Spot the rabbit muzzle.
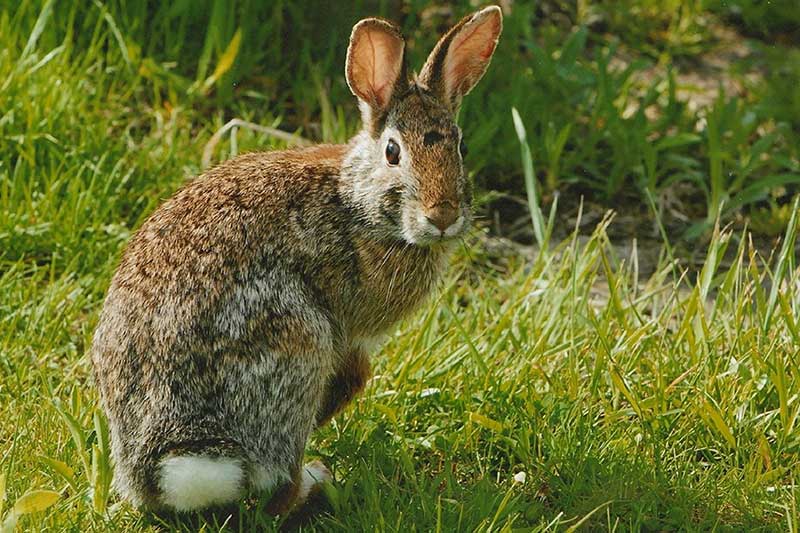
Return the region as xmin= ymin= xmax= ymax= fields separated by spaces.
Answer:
xmin=424 ymin=201 xmax=459 ymax=232
xmin=402 ymin=196 xmax=469 ymax=245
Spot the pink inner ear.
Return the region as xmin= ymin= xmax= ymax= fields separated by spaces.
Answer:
xmin=443 ymin=13 xmax=501 ymax=100
xmin=369 ymin=32 xmax=403 ymax=107
xmin=348 ymin=23 xmax=404 ymax=109
xmin=479 ymin=39 xmax=497 ymax=60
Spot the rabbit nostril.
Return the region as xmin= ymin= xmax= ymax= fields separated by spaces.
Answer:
xmin=425 ymin=204 xmax=458 ymax=232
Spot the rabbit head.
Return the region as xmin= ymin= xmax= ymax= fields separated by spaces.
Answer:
xmin=342 ymin=7 xmax=503 ymax=246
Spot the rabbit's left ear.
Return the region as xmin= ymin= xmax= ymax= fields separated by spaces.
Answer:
xmin=346 ymin=18 xmax=406 ymax=123
xmin=418 ymin=6 xmax=503 ymax=111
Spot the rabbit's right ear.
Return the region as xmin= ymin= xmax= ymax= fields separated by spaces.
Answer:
xmin=418 ymin=6 xmax=502 ymax=112
xmin=346 ymin=18 xmax=406 ymax=127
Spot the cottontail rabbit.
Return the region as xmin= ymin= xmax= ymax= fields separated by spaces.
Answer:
xmin=91 ymin=6 xmax=502 ymax=514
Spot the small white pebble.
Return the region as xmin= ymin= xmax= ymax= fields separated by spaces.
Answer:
xmin=513 ymin=471 xmax=527 ymax=484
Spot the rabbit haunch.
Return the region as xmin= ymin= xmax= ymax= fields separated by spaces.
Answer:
xmin=91 ymin=6 xmax=502 ymax=514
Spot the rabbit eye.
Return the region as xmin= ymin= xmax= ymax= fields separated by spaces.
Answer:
xmin=385 ymin=139 xmax=401 ymax=166
xmin=459 ymin=138 xmax=468 ymax=157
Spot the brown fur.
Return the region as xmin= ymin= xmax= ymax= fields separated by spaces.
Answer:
xmin=265 ymin=465 xmax=302 ymax=516
xmin=317 ymin=348 xmax=372 ymax=427
xmin=91 ymin=7 xmax=502 ymax=515
xmin=390 ymin=88 xmax=462 ymax=210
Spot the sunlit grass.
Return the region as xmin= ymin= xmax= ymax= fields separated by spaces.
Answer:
xmin=5 ymin=204 xmax=800 ymax=531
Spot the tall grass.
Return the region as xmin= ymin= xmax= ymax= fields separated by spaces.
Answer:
xmin=6 ymin=198 xmax=800 ymax=530
xmin=4 ymin=0 xmax=798 ymax=231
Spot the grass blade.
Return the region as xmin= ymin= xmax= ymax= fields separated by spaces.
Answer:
xmin=200 ymin=28 xmax=242 ymax=94
xmin=12 ymin=490 xmax=60 ymax=515
xmin=764 ymin=196 xmax=800 ymax=332
xmin=0 ymin=473 xmax=5 ymax=520
xmin=19 ymin=0 xmax=55 ymax=61
xmin=91 ymin=410 xmax=112 ymax=514
xmin=38 ymin=457 xmax=78 ymax=493
xmin=565 ymin=500 xmax=614 ymax=532
xmin=52 ymin=401 xmax=90 ymax=478
xmin=511 ymin=107 xmax=546 ymax=249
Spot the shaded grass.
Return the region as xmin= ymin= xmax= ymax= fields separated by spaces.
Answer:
xmin=3 ymin=1 xmax=799 ymax=232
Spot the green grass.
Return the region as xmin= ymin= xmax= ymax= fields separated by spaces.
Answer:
xmin=2 ymin=0 xmax=800 ymax=531
xmin=5 ymin=0 xmax=799 ymax=229
xmin=6 ymin=200 xmax=800 ymax=531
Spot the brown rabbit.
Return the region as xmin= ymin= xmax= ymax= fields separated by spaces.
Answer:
xmin=91 ymin=6 xmax=502 ymax=514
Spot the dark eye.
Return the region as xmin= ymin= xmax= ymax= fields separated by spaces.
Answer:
xmin=385 ymin=139 xmax=401 ymax=166
xmin=459 ymin=138 xmax=468 ymax=157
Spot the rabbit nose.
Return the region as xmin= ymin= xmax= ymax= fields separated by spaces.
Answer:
xmin=425 ymin=203 xmax=458 ymax=232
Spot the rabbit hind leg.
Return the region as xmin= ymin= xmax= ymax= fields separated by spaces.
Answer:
xmin=263 ymin=460 xmax=331 ymax=515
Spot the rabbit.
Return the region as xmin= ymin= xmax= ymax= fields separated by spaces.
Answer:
xmin=91 ymin=6 xmax=503 ymax=514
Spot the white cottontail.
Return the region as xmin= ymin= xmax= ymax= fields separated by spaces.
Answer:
xmin=91 ymin=6 xmax=502 ymax=514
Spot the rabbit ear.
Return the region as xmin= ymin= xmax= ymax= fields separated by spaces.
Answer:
xmin=346 ymin=18 xmax=406 ymax=123
xmin=418 ymin=6 xmax=503 ymax=111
